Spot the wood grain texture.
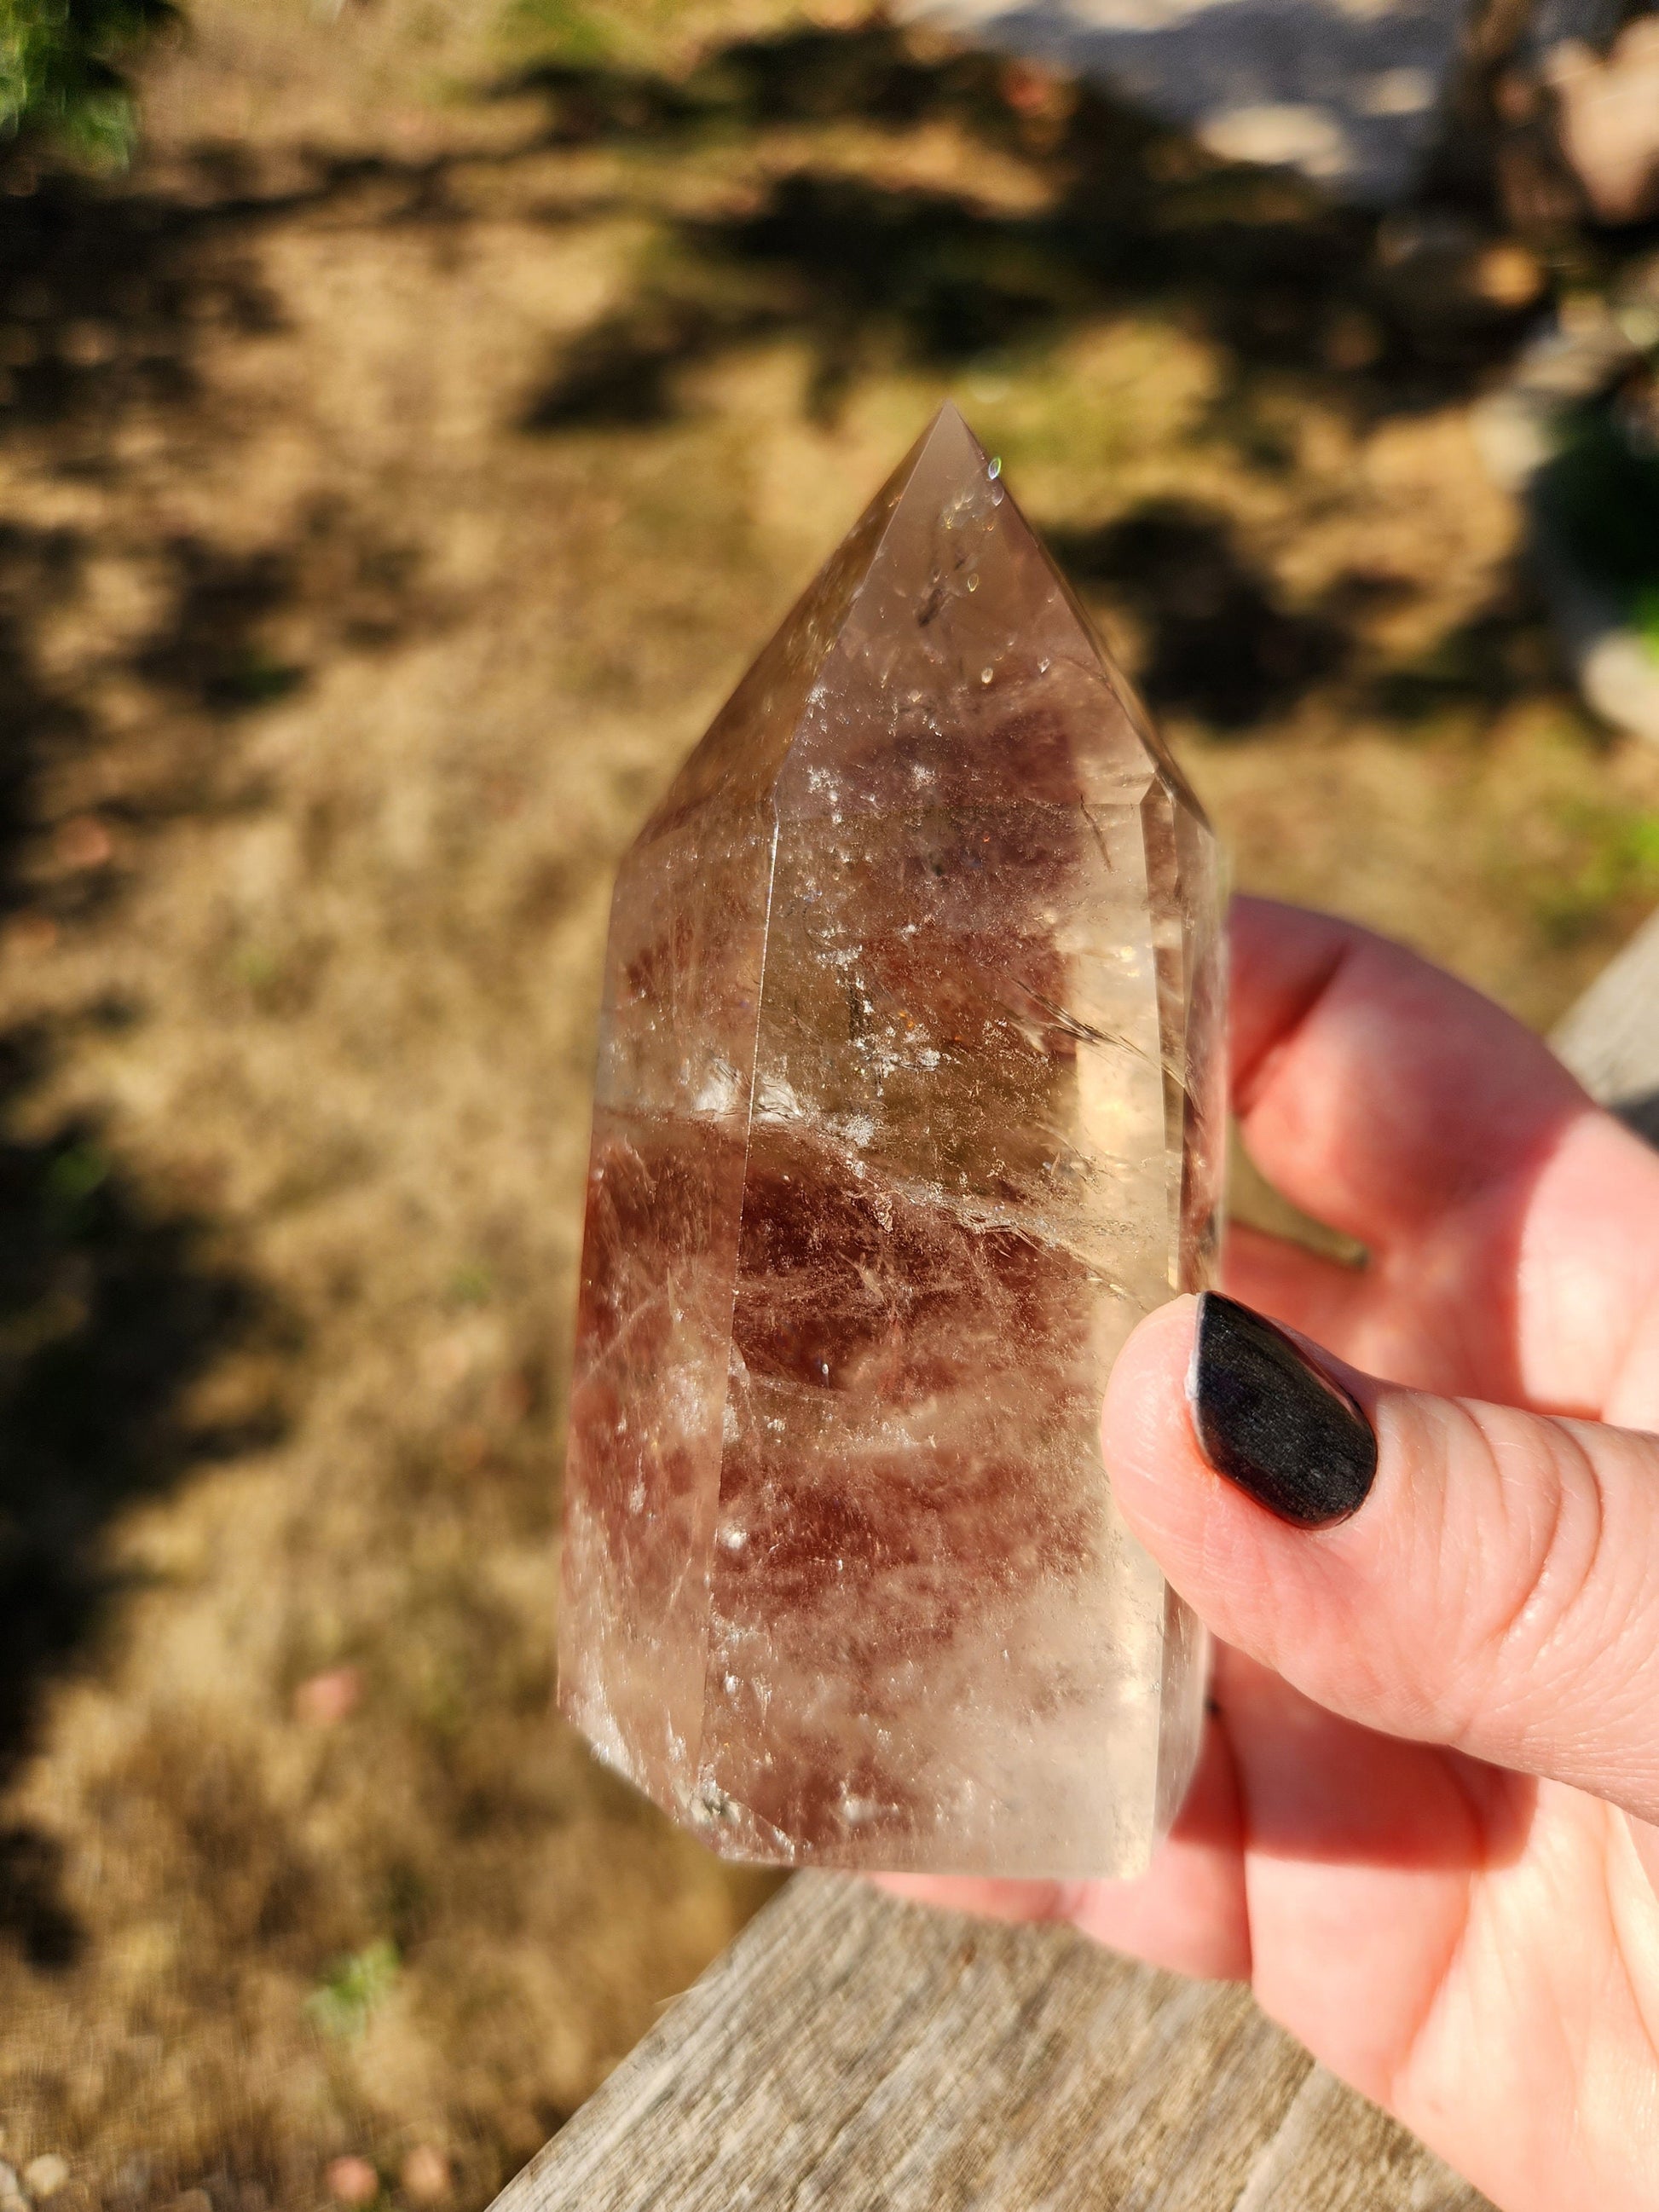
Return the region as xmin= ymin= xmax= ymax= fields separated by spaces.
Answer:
xmin=495 ymin=1874 xmax=1488 ymax=2209
xmin=1552 ymin=903 xmax=1659 ymax=1142
xmin=501 ymin=920 xmax=1659 ymax=2212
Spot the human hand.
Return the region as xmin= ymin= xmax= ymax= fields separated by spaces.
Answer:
xmin=883 ymin=895 xmax=1659 ymax=2212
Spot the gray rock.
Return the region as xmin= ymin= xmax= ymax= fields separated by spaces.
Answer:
xmin=24 ymin=2155 xmax=71 ymax=2202
xmin=901 ymin=0 xmax=1466 ymax=200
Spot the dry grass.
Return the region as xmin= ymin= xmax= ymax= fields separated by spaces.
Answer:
xmin=0 ymin=3 xmax=1656 ymax=2205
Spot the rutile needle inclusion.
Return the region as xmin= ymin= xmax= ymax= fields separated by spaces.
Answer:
xmin=558 ymin=405 xmax=1225 ymax=1878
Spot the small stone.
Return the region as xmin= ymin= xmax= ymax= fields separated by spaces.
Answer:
xmin=294 ymin=1667 xmax=362 ymax=1727
xmin=325 ymin=2157 xmax=379 ymax=2207
xmin=1546 ymin=19 xmax=1659 ymax=225
xmin=1 ymin=2192 xmax=28 ymax=2212
xmin=26 ymin=2156 xmax=70 ymax=2200
xmin=0 ymin=2165 xmax=18 ymax=2195
xmin=399 ymin=2146 xmax=451 ymax=2203
xmin=55 ymin=815 xmax=113 ymax=871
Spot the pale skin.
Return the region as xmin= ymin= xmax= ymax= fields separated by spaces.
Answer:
xmin=885 ymin=895 xmax=1659 ymax=2212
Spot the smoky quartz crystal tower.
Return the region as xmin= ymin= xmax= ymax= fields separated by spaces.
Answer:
xmin=558 ymin=406 xmax=1224 ymax=1878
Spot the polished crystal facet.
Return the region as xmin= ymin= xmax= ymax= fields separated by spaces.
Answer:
xmin=558 ymin=406 xmax=1225 ymax=1878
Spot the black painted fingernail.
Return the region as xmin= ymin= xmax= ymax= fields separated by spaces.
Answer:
xmin=1187 ymin=1291 xmax=1377 ymax=1528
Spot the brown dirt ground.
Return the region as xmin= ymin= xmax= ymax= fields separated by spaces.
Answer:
xmin=2 ymin=3 xmax=1658 ymax=2206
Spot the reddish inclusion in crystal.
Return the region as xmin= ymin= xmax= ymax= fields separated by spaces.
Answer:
xmin=558 ymin=406 xmax=1224 ymax=1878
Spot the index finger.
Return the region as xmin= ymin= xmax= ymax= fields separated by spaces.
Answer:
xmin=1228 ymin=897 xmax=1659 ymax=1418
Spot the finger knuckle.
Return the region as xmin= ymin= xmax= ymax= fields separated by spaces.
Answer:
xmin=1459 ymin=1413 xmax=1614 ymax=1741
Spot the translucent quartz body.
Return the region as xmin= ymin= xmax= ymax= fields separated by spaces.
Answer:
xmin=558 ymin=407 xmax=1225 ymax=1877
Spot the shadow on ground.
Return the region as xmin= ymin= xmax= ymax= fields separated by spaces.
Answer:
xmin=0 ymin=187 xmax=439 ymax=1970
xmin=0 ymin=17 xmax=1574 ymax=760
xmin=505 ymin=20 xmax=1536 ymax=431
xmin=1049 ymin=501 xmax=1353 ymax=726
xmin=0 ymin=534 xmax=281 ymax=1969
xmin=489 ymin=18 xmax=1569 ymax=733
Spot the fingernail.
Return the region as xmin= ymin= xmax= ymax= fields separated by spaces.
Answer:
xmin=1187 ymin=1291 xmax=1377 ymax=1528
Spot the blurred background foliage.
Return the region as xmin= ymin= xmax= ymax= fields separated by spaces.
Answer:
xmin=0 ymin=0 xmax=175 ymax=162
xmin=0 ymin=2 xmax=1656 ymax=2209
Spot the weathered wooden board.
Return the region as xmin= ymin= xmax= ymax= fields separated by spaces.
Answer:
xmin=500 ymin=916 xmax=1659 ymax=2212
xmin=496 ymin=1874 xmax=1485 ymax=2210
xmin=1552 ymin=902 xmax=1659 ymax=1140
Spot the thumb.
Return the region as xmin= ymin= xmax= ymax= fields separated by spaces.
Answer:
xmin=1105 ymin=1292 xmax=1659 ymax=1822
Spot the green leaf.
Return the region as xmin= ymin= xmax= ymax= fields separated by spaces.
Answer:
xmin=304 ymin=1938 xmax=401 ymax=2045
